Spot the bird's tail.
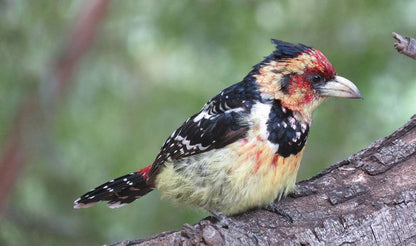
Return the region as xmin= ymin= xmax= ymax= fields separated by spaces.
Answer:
xmin=73 ymin=165 xmax=153 ymax=209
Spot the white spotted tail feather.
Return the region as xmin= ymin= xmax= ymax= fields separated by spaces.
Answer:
xmin=73 ymin=166 xmax=153 ymax=209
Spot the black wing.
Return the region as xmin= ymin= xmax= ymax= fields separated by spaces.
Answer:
xmin=148 ymin=80 xmax=262 ymax=178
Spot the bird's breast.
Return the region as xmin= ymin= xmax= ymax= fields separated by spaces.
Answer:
xmin=155 ymin=135 xmax=304 ymax=215
xmin=230 ymin=136 xmax=303 ymax=189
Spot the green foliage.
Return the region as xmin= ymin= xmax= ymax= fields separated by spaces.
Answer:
xmin=1 ymin=0 xmax=416 ymax=244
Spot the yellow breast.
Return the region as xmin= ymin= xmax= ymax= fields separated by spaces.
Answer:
xmin=156 ymin=137 xmax=304 ymax=215
xmin=224 ymin=138 xmax=303 ymax=214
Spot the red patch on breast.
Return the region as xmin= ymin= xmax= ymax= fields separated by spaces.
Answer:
xmin=272 ymin=155 xmax=279 ymax=167
xmin=256 ymin=149 xmax=263 ymax=161
xmin=240 ymin=138 xmax=249 ymax=145
xmin=253 ymin=149 xmax=264 ymax=173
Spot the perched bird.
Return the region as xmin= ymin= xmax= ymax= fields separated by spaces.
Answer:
xmin=74 ymin=40 xmax=362 ymax=218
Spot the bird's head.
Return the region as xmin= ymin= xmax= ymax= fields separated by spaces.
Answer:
xmin=253 ymin=39 xmax=362 ymax=122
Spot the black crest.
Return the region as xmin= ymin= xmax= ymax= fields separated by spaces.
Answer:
xmin=270 ymin=39 xmax=311 ymax=60
xmin=247 ymin=39 xmax=312 ymax=77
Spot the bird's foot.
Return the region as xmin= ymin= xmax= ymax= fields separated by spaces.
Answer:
xmin=208 ymin=210 xmax=233 ymax=228
xmin=207 ymin=210 xmax=259 ymax=243
xmin=266 ymin=203 xmax=294 ymax=223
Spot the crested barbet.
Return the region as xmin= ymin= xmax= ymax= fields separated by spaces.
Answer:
xmin=74 ymin=40 xmax=362 ymax=218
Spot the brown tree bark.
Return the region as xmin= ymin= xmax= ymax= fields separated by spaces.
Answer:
xmin=109 ymin=34 xmax=416 ymax=245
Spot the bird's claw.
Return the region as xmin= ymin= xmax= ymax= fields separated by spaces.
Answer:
xmin=266 ymin=203 xmax=294 ymax=223
xmin=208 ymin=210 xmax=233 ymax=228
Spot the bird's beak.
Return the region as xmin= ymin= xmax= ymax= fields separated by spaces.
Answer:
xmin=317 ymin=75 xmax=362 ymax=99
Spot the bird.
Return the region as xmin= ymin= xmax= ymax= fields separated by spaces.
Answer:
xmin=73 ymin=39 xmax=362 ymax=219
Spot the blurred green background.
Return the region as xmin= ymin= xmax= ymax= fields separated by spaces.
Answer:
xmin=1 ymin=0 xmax=416 ymax=245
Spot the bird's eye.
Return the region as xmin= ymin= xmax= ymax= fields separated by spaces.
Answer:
xmin=311 ymin=74 xmax=323 ymax=84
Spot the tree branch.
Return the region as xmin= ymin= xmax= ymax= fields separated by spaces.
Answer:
xmin=392 ymin=32 xmax=416 ymax=59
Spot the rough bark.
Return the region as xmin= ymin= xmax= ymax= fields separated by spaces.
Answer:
xmin=107 ymin=33 xmax=416 ymax=246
